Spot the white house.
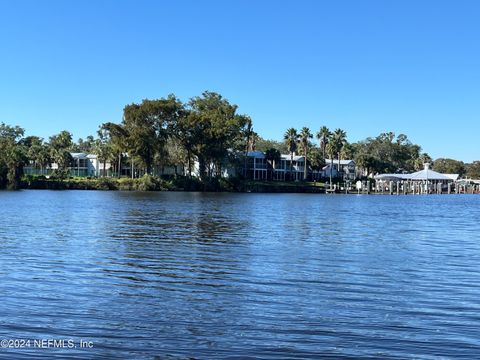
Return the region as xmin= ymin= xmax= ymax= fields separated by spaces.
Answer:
xmin=245 ymin=151 xmax=268 ymax=180
xmin=69 ymin=153 xmax=113 ymax=177
xmin=276 ymin=154 xmax=305 ymax=181
xmin=246 ymin=151 xmax=306 ymax=181
xmin=323 ymin=159 xmax=356 ymax=180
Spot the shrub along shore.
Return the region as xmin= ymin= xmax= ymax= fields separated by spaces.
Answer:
xmin=21 ymin=175 xmax=327 ymax=193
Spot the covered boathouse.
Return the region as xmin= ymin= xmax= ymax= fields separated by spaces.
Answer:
xmin=374 ymin=163 xmax=458 ymax=194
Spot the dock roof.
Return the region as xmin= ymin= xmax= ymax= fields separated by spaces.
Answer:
xmin=375 ymin=164 xmax=456 ymax=181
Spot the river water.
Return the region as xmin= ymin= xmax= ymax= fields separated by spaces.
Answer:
xmin=0 ymin=191 xmax=479 ymax=359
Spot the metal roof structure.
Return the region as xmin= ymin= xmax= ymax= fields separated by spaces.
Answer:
xmin=375 ymin=164 xmax=456 ymax=181
xmin=406 ymin=166 xmax=452 ymax=180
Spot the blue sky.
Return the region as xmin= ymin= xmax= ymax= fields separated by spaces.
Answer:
xmin=0 ymin=0 xmax=478 ymax=162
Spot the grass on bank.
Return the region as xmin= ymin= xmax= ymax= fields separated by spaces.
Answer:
xmin=246 ymin=180 xmax=325 ymax=187
xmin=21 ymin=174 xmax=242 ymax=191
xmin=21 ymin=174 xmax=329 ymax=192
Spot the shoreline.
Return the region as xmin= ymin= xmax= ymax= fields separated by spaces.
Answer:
xmin=19 ymin=177 xmax=327 ymax=193
xmin=16 ymin=178 xmax=479 ymax=195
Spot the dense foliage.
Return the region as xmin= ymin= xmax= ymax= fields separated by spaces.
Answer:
xmin=0 ymin=123 xmax=27 ymax=189
xmin=352 ymin=132 xmax=427 ymax=176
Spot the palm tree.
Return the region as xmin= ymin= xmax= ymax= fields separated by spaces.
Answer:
xmin=284 ymin=128 xmax=299 ymax=181
xmin=299 ymin=127 xmax=313 ymax=181
xmin=36 ymin=144 xmax=52 ymax=175
xmin=265 ymin=148 xmax=281 ymax=180
xmin=332 ymin=128 xmax=347 ymax=179
xmin=316 ymin=126 xmax=331 ymax=159
xmin=243 ymin=118 xmax=254 ymax=177
xmin=95 ymin=128 xmax=113 ymax=177
xmin=341 ymin=142 xmax=354 ymax=160
xmin=416 ymin=153 xmax=433 ymax=170
xmin=326 ymin=141 xmax=336 ymax=189
xmin=100 ymin=122 xmax=128 ymax=177
xmin=308 ymin=147 xmax=325 ymax=181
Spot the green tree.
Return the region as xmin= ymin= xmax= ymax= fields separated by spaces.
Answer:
xmin=242 ymin=116 xmax=254 ymax=177
xmin=36 ymin=144 xmax=52 ymax=175
xmin=299 ymin=127 xmax=313 ymax=180
xmin=332 ymin=128 xmax=347 ymax=178
xmin=284 ymin=128 xmax=299 ymax=181
xmin=123 ymin=94 xmax=183 ymax=175
xmin=255 ymin=137 xmax=289 ymax=154
xmin=49 ymin=131 xmax=73 ymax=176
xmin=416 ymin=153 xmax=433 ymax=170
xmin=341 ymin=142 xmax=354 ymax=160
xmin=432 ymin=158 xmax=465 ymax=176
xmin=326 ymin=141 xmax=336 ymax=187
xmin=308 ymin=147 xmax=325 ymax=178
xmin=466 ymin=161 xmax=480 ymax=179
xmin=95 ymin=127 xmax=114 ymax=177
xmin=351 ymin=132 xmax=422 ymax=175
xmin=171 ymin=107 xmax=197 ymax=177
xmin=163 ymin=136 xmax=188 ymax=177
xmin=265 ymin=147 xmax=281 ymax=180
xmin=23 ymin=136 xmax=51 ymax=175
xmin=71 ymin=135 xmax=96 ymax=153
xmin=316 ymin=126 xmax=331 ymax=159
xmin=183 ymin=91 xmax=248 ymax=179
xmin=100 ymin=122 xmax=128 ymax=177
xmin=0 ymin=123 xmax=28 ymax=189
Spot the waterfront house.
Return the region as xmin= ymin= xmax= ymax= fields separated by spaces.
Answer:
xmin=245 ymin=151 xmax=268 ymax=180
xmin=277 ymin=154 xmax=305 ymax=181
xmin=246 ymin=151 xmax=312 ymax=181
xmin=244 ymin=152 xmax=356 ymax=181
xmin=41 ymin=152 xmax=185 ymax=178
xmin=191 ymin=154 xmax=238 ymax=178
xmin=24 ymin=152 xmax=110 ymax=177
xmin=323 ymin=159 xmax=356 ymax=180
xmin=71 ymin=153 xmax=110 ymax=177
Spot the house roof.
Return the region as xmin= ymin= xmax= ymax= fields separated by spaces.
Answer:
xmin=324 ymin=159 xmax=355 ymax=165
xmin=374 ymin=174 xmax=404 ymax=181
xmin=281 ymin=154 xmax=305 ymax=161
xmin=246 ymin=151 xmax=265 ymax=159
xmin=70 ymin=152 xmax=88 ymax=159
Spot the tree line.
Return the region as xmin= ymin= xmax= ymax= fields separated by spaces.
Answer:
xmin=1 ymin=92 xmax=252 ymax=188
xmin=1 ymin=91 xmax=479 ymax=189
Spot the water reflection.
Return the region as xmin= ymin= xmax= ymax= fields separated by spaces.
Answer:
xmin=1 ymin=191 xmax=480 ymax=358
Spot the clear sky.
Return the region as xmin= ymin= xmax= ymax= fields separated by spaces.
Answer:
xmin=0 ymin=0 xmax=478 ymax=162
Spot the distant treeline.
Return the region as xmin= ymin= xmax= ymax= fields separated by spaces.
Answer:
xmin=1 ymin=91 xmax=479 ymax=189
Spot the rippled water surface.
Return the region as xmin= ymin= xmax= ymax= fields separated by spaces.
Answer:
xmin=1 ymin=190 xmax=480 ymax=359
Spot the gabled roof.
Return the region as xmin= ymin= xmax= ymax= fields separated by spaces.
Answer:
xmin=375 ymin=164 xmax=457 ymax=181
xmin=70 ymin=152 xmax=88 ymax=159
xmin=246 ymin=151 xmax=265 ymax=159
xmin=405 ymin=167 xmax=452 ymax=181
xmin=444 ymin=174 xmax=460 ymax=181
xmin=374 ymin=174 xmax=404 ymax=180
xmin=281 ymin=154 xmax=305 ymax=161
xmin=324 ymin=159 xmax=355 ymax=165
